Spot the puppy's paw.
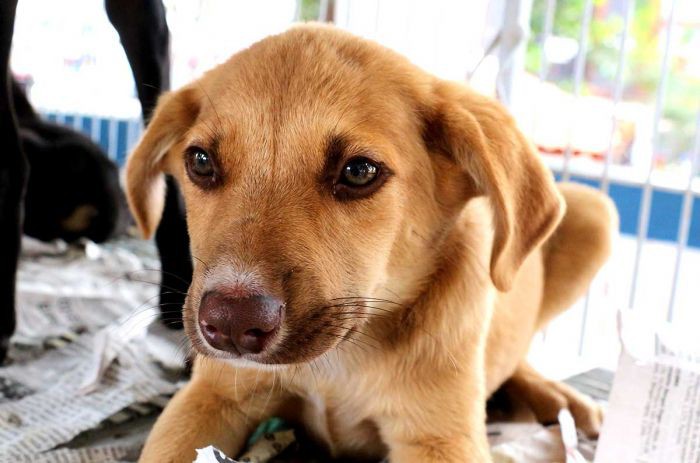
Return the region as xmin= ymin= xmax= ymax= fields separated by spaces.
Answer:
xmin=504 ymin=365 xmax=603 ymax=438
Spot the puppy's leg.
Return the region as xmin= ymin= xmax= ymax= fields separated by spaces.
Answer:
xmin=0 ymin=0 xmax=28 ymax=364
xmin=378 ymin=373 xmax=492 ymax=462
xmin=503 ymin=362 xmax=603 ymax=437
xmin=141 ymin=359 xmax=287 ymax=463
xmin=499 ymin=184 xmax=616 ymax=437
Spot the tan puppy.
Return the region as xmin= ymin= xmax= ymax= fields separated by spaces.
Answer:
xmin=126 ymin=25 xmax=617 ymax=462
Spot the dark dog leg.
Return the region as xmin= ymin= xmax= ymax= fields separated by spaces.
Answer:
xmin=0 ymin=0 xmax=29 ymax=363
xmin=154 ymin=178 xmax=191 ymax=329
xmin=106 ymin=0 xmax=191 ymax=329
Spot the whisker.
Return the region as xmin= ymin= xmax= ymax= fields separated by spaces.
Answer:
xmin=123 ymin=268 xmax=191 ymax=287
xmin=117 ymin=277 xmax=189 ymax=295
xmin=191 ymin=254 xmax=211 ymax=272
xmin=314 ymin=326 xmax=376 ymax=353
xmin=330 ymin=296 xmax=406 ymax=307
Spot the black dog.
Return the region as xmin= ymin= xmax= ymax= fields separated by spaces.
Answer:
xmin=0 ymin=0 xmax=192 ymax=362
xmin=14 ymin=79 xmax=121 ymax=243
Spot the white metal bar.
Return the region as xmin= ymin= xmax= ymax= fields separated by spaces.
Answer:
xmin=561 ymin=0 xmax=594 ymax=181
xmin=531 ymin=0 xmax=556 ymax=135
xmin=667 ymin=109 xmax=700 ymax=321
xmin=578 ymin=0 xmax=635 ymax=356
xmin=72 ymin=114 xmax=82 ymax=132
xmin=497 ymin=0 xmax=534 ymax=110
xmin=318 ymin=0 xmax=330 ymax=22
xmin=578 ymin=291 xmax=591 ymax=356
xmin=601 ymin=0 xmax=635 ymax=194
xmin=124 ymin=119 xmax=133 ymax=157
xmin=90 ymin=116 xmax=101 ymax=145
xmin=344 ymin=0 xmax=352 ymax=28
xmin=538 ymin=0 xmax=556 ymax=83
xmin=294 ymin=0 xmax=302 ymax=21
xmin=129 ymin=118 xmax=142 ymax=151
xmin=107 ymin=118 xmax=118 ymax=161
xmin=629 ymin=0 xmax=677 ymax=310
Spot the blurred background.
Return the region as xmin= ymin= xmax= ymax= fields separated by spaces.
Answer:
xmin=10 ymin=0 xmax=700 ymax=377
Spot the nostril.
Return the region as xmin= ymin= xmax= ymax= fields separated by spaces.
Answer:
xmin=244 ymin=328 xmax=270 ymax=338
xmin=203 ymin=323 xmax=218 ymax=335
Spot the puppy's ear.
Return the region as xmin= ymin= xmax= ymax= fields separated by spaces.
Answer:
xmin=424 ymin=81 xmax=565 ymax=291
xmin=126 ymin=88 xmax=199 ymax=238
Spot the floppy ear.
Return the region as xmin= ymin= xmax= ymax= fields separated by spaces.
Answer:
xmin=126 ymin=87 xmax=199 ymax=239
xmin=424 ymin=80 xmax=565 ymax=292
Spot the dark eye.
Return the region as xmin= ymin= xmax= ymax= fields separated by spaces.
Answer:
xmin=190 ymin=149 xmax=213 ymax=176
xmin=340 ymin=157 xmax=379 ymax=187
xmin=332 ymin=156 xmax=390 ymax=201
xmin=185 ymin=147 xmax=220 ymax=188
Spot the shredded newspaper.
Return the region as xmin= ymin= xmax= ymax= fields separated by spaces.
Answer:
xmin=0 ymin=237 xmax=183 ymax=463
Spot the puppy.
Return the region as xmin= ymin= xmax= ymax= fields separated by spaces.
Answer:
xmin=126 ymin=25 xmax=617 ymax=462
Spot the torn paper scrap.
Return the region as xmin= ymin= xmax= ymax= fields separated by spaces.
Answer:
xmin=194 ymin=446 xmax=238 ymax=463
xmin=193 ymin=429 xmax=295 ymax=463
xmin=595 ymin=314 xmax=700 ymax=462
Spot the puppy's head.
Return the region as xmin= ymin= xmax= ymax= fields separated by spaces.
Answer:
xmin=126 ymin=25 xmax=563 ymax=365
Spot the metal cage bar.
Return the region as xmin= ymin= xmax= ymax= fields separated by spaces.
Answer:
xmin=107 ymin=118 xmax=118 ymax=162
xmin=530 ymin=0 xmax=556 ymax=136
xmin=600 ymin=0 xmax=635 ymax=195
xmin=578 ymin=0 xmax=636 ymax=356
xmin=318 ymin=0 xmax=330 ymax=22
xmin=560 ymin=0 xmax=594 ymax=181
xmin=629 ymin=0 xmax=677 ymax=310
xmin=667 ymin=110 xmax=700 ymax=321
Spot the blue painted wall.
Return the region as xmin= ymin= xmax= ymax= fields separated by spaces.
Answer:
xmin=558 ymin=175 xmax=700 ymax=249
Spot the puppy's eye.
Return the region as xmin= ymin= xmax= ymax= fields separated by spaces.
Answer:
xmin=189 ymin=149 xmax=213 ymax=176
xmin=340 ymin=157 xmax=379 ymax=187
xmin=185 ymin=147 xmax=220 ymax=188
xmin=332 ymin=156 xmax=390 ymax=201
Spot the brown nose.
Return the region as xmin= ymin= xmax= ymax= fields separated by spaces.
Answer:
xmin=198 ymin=292 xmax=284 ymax=355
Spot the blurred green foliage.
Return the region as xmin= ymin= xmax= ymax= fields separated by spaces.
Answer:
xmin=299 ymin=0 xmax=321 ymax=21
xmin=527 ymin=0 xmax=700 ymax=164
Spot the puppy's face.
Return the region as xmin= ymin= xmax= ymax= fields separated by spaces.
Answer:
xmin=127 ymin=26 xmax=563 ymax=366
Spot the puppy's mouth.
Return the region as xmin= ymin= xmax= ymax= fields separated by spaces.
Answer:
xmin=184 ymin=298 xmax=375 ymax=366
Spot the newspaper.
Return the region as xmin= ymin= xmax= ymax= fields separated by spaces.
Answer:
xmin=0 ymin=236 xmax=183 ymax=463
xmin=595 ymin=312 xmax=700 ymax=462
xmin=13 ymin=236 xmax=160 ymax=346
xmin=0 ymin=331 xmax=176 ymax=460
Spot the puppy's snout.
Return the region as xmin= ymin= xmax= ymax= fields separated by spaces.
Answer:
xmin=198 ymin=292 xmax=283 ymax=355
